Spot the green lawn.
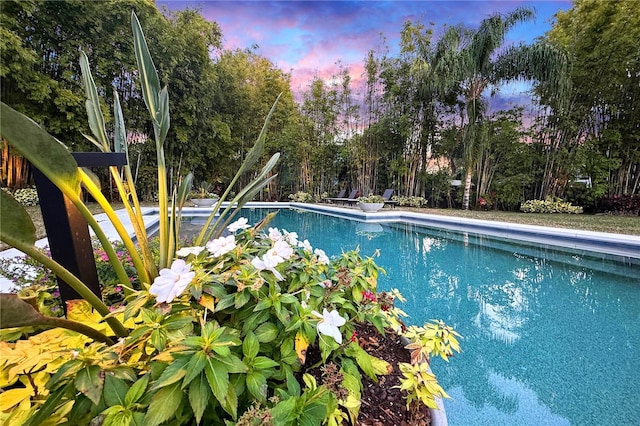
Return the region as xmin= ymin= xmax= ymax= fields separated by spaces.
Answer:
xmin=408 ymin=208 xmax=640 ymax=235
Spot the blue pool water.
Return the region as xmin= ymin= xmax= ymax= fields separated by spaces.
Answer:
xmin=184 ymin=208 xmax=640 ymax=425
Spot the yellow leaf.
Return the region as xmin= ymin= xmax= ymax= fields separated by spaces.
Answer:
xmin=0 ymin=397 xmax=34 ymax=425
xmin=31 ymin=371 xmax=51 ymax=395
xmin=295 ymin=331 xmax=309 ymax=364
xmin=198 ymin=293 xmax=216 ymax=311
xmin=0 ymin=387 xmax=33 ymax=411
xmin=370 ymin=355 xmax=392 ymax=376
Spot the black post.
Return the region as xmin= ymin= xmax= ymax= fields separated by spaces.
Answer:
xmin=33 ymin=152 xmax=127 ymax=310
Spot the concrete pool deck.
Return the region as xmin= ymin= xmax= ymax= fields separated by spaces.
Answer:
xmin=1 ymin=201 xmax=638 ymax=292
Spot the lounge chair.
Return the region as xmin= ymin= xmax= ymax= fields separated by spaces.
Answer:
xmin=332 ymin=189 xmax=359 ymax=205
xmin=381 ymin=189 xmax=398 ymax=208
xmin=326 ymin=189 xmax=347 ymax=203
xmin=345 ymin=189 xmax=361 ymax=205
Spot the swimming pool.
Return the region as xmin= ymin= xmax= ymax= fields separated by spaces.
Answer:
xmin=184 ymin=206 xmax=640 ymax=425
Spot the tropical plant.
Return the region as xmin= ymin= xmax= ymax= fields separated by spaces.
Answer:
xmin=429 ymin=6 xmax=569 ymax=210
xmin=189 ymin=182 xmax=217 ymax=199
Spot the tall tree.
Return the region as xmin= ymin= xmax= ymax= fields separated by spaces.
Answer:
xmin=431 ymin=6 xmax=568 ymax=209
xmin=546 ymin=0 xmax=640 ymax=199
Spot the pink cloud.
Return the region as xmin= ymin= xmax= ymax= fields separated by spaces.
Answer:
xmin=159 ymin=0 xmax=572 ymax=107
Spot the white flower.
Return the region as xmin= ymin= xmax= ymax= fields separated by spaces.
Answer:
xmin=283 ymin=229 xmax=299 ymax=246
xmin=149 ymin=259 xmax=195 ymax=303
xmin=228 ymin=217 xmax=250 ymax=233
xmin=175 ymin=246 xmax=205 ymax=257
xmin=312 ymin=308 xmax=347 ymax=344
xmin=251 ymin=253 xmax=284 ymax=281
xmin=269 ymin=239 xmax=294 ymax=260
xmin=268 ymin=227 xmax=283 ymax=242
xmin=206 ymin=235 xmax=236 ymax=258
xmin=314 ymin=248 xmax=329 ymax=265
xmin=298 ymin=239 xmax=313 ymax=253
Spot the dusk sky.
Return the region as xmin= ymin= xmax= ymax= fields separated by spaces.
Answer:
xmin=158 ymin=0 xmax=573 ymax=109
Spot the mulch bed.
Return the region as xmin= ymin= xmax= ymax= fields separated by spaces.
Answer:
xmin=305 ymin=322 xmax=431 ymax=426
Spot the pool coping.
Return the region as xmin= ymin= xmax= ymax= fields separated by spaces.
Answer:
xmin=287 ymin=202 xmax=640 ymax=261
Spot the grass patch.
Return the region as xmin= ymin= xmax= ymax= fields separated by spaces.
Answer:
xmin=417 ymin=208 xmax=640 ymax=235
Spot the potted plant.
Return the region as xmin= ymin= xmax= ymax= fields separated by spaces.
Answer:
xmin=189 ymin=182 xmax=218 ymax=207
xmin=357 ymin=194 xmax=385 ymax=212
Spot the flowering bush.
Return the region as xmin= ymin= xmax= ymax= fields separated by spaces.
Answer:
xmin=1 ymin=187 xmax=39 ymax=206
xmin=520 ymin=197 xmax=583 ymax=214
xmin=393 ymin=195 xmax=428 ymax=207
xmin=288 ymin=191 xmax=314 ymax=203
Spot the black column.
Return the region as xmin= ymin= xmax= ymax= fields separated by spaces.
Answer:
xmin=33 ymin=152 xmax=127 ymax=310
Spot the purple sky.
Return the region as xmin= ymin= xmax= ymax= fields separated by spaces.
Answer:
xmin=158 ymin=0 xmax=572 ymax=109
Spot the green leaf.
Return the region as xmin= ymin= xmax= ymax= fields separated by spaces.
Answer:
xmin=150 ymin=356 xmax=188 ymax=390
xmin=252 ymin=356 xmax=278 ymax=370
xmin=246 ymin=371 xmax=267 ymax=402
xmin=253 ymin=299 xmax=272 ymax=312
xmin=254 ymin=322 xmax=279 ymax=343
xmin=66 ymin=395 xmax=96 ymax=425
xmin=211 ymin=344 xmax=231 ymax=358
xmin=47 ymin=359 xmax=83 ymax=389
xmin=131 ymin=12 xmax=160 ymax=118
xmin=142 ymin=382 xmax=183 ymax=426
xmin=300 ymin=395 xmax=329 ymax=426
xmin=220 ymin=380 xmax=238 ymax=419
xmin=243 ymin=332 xmax=259 ymax=360
xmin=125 ymin=375 xmax=149 ymax=406
xmin=75 ymin=365 xmax=104 ymax=405
xmin=285 ymin=370 xmax=301 ymax=397
xmin=182 ymin=351 xmax=207 ymax=387
xmin=188 ymin=374 xmax=211 ymax=425
xmin=157 ymin=86 xmax=170 ymax=144
xmin=0 ymin=191 xmax=36 ymax=247
xmin=218 ymin=354 xmax=247 ymax=374
xmin=79 ymin=50 xmax=108 ymax=149
xmin=102 ymin=409 xmax=134 ymax=426
xmin=150 ymin=328 xmax=167 ymax=351
xmin=103 ymin=374 xmax=128 ymax=407
xmin=204 ymin=357 xmax=229 ymax=406
xmin=0 ymin=102 xmax=80 ymax=196
xmin=271 ymin=396 xmax=298 ymax=424
xmin=215 ymin=293 xmax=236 ymax=312
xmin=234 ymin=289 xmax=251 ymax=309
xmin=344 ymin=343 xmax=390 ymax=382
xmin=112 ymin=90 xmax=128 ymax=157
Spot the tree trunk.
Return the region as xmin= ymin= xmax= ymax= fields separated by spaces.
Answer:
xmin=462 ymin=165 xmax=473 ymax=210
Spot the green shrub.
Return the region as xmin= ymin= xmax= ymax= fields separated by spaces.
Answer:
xmin=520 ymin=197 xmax=583 ymax=214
